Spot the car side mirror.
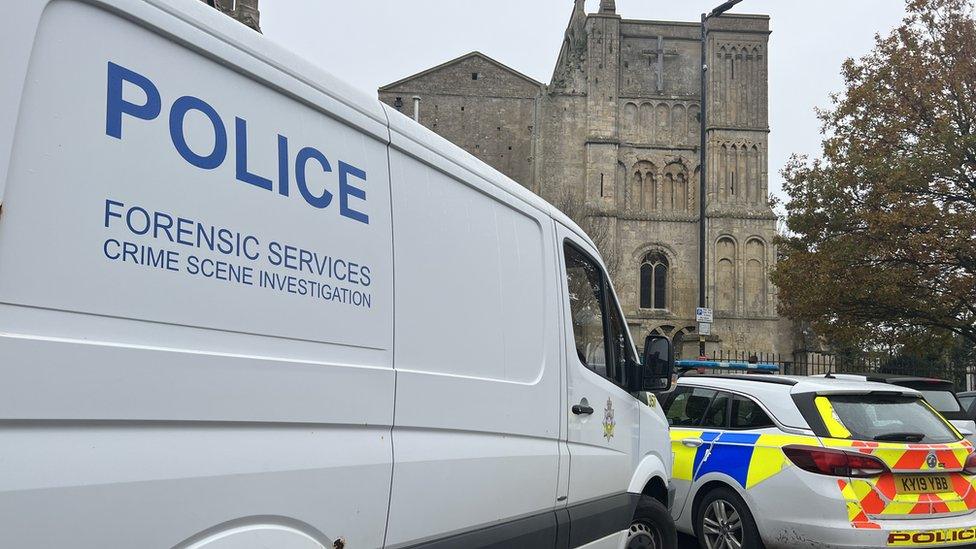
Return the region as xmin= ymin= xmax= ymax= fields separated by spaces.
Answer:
xmin=642 ymin=335 xmax=674 ymax=393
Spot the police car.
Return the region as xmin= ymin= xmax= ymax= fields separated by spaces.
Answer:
xmin=663 ymin=374 xmax=976 ymax=548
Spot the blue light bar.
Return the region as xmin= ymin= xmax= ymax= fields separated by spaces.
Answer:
xmin=676 ymin=360 xmax=779 ymax=373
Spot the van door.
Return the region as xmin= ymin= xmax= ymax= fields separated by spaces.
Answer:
xmin=383 ymin=141 xmax=562 ymax=547
xmin=558 ymin=233 xmax=641 ymax=546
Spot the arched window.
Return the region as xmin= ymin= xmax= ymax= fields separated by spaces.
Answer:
xmin=640 ymin=252 xmax=669 ymax=310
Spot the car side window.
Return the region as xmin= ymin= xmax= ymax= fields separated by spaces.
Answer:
xmin=701 ymin=391 xmax=731 ymax=428
xmin=564 ymin=243 xmax=609 ymax=380
xmin=731 ymin=395 xmax=774 ymax=429
xmin=665 ymin=387 xmax=717 ymax=427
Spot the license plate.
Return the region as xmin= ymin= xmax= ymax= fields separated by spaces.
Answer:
xmin=897 ymin=474 xmax=951 ymax=494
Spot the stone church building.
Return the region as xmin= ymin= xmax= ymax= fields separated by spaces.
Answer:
xmin=199 ymin=0 xmax=260 ymax=32
xmin=379 ymin=0 xmax=798 ymax=358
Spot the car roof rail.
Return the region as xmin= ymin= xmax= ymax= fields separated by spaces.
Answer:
xmin=679 ymin=374 xmax=799 ymax=386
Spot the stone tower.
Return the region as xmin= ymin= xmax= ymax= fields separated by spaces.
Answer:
xmin=201 ymin=0 xmax=261 ymax=32
xmin=379 ymin=3 xmax=795 ymax=359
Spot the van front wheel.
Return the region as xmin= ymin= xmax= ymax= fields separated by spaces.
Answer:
xmin=626 ymin=495 xmax=678 ymax=549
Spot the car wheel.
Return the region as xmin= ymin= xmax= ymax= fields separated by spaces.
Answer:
xmin=694 ymin=487 xmax=763 ymax=549
xmin=626 ymin=495 xmax=678 ymax=549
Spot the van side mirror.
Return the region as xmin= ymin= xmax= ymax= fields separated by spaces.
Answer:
xmin=642 ymin=335 xmax=674 ymax=392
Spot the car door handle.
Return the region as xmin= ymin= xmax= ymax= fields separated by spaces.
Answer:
xmin=682 ymin=438 xmax=704 ymax=448
xmin=572 ymin=404 xmax=595 ymax=415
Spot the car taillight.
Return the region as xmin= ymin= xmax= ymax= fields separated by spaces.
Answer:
xmin=783 ymin=445 xmax=889 ymax=478
xmin=964 ymin=452 xmax=976 ymax=475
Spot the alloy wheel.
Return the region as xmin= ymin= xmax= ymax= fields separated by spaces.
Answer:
xmin=701 ymin=499 xmax=743 ymax=549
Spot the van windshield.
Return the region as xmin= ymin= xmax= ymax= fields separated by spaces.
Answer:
xmin=825 ymin=395 xmax=959 ymax=444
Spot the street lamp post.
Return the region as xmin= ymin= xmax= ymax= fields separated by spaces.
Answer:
xmin=698 ymin=0 xmax=744 ymax=358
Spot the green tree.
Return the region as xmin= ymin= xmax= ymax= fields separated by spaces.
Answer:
xmin=773 ymin=0 xmax=976 ymax=347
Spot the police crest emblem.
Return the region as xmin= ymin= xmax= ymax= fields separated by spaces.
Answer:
xmin=603 ymin=398 xmax=616 ymax=441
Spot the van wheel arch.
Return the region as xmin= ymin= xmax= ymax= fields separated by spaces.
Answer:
xmin=641 ymin=476 xmax=668 ymax=507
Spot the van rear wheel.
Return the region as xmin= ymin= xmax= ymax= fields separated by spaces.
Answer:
xmin=626 ymin=495 xmax=677 ymax=549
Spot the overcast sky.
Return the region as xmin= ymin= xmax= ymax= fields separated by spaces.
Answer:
xmin=261 ymin=0 xmax=908 ymax=202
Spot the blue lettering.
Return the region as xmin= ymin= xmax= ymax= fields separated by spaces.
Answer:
xmin=278 ymin=134 xmax=290 ymax=197
xmin=243 ymin=236 xmax=260 ymax=261
xmin=338 ymin=161 xmax=369 ymax=224
xmin=176 ymin=217 xmax=194 ymax=246
xmin=333 ymin=259 xmax=347 ymax=281
xmin=268 ymin=241 xmax=283 ymax=266
xmin=295 ymin=147 xmax=333 ymax=209
xmin=235 ymin=117 xmax=273 ymax=191
xmin=153 ymin=211 xmax=175 ymax=242
xmin=126 ymin=206 xmax=151 ymax=235
xmin=103 ymin=238 xmax=121 ymax=260
xmin=104 ymin=199 xmax=124 ymax=228
xmin=122 ymin=241 xmax=139 ymax=263
xmin=105 ymin=63 xmax=370 ymax=223
xmin=106 ymin=63 xmax=161 ymax=139
xmin=169 ymin=96 xmax=227 ymax=170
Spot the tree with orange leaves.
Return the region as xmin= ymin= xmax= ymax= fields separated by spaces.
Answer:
xmin=773 ymin=0 xmax=976 ymax=347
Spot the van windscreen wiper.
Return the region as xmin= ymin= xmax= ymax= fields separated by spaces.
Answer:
xmin=873 ymin=432 xmax=925 ymax=442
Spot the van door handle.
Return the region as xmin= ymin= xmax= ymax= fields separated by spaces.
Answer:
xmin=572 ymin=404 xmax=594 ymax=415
xmin=682 ymin=438 xmax=704 ymax=448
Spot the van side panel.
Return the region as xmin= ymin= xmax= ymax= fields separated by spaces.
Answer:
xmin=384 ymin=131 xmax=561 ymax=546
xmin=0 ymin=2 xmax=393 ymax=547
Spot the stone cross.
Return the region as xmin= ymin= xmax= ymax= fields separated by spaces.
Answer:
xmin=642 ymin=36 xmax=679 ymax=93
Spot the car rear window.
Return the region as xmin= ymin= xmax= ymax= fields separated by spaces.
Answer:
xmin=825 ymin=395 xmax=959 ymax=444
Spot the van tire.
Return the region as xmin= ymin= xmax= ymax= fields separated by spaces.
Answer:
xmin=694 ymin=487 xmax=763 ymax=549
xmin=626 ymin=495 xmax=678 ymax=549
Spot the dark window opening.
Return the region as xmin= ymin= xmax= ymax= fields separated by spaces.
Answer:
xmin=640 ymin=252 xmax=669 ymax=310
xmin=702 ymin=392 xmax=732 ymax=429
xmin=731 ymin=395 xmax=774 ymax=429
xmin=564 ymin=242 xmax=634 ymax=387
xmin=472 ymin=72 xmax=479 ymax=80
xmin=665 ymin=387 xmax=718 ymax=427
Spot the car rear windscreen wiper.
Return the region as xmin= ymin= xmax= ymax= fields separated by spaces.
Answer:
xmin=873 ymin=432 xmax=925 ymax=442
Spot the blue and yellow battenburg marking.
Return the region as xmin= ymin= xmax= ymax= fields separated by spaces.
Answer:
xmin=670 ymin=431 xmax=818 ymax=489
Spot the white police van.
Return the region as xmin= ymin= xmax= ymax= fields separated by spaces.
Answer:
xmin=0 ymin=1 xmax=677 ymax=547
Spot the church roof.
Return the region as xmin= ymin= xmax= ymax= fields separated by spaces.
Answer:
xmin=378 ymin=51 xmax=543 ymax=91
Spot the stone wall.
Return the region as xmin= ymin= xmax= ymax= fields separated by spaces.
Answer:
xmin=379 ymin=5 xmax=792 ymax=359
xmin=200 ymin=0 xmax=261 ymax=32
xmin=379 ymin=53 xmax=542 ymax=192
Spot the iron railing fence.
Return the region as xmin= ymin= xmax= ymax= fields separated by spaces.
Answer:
xmin=710 ymin=350 xmax=976 ymax=391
